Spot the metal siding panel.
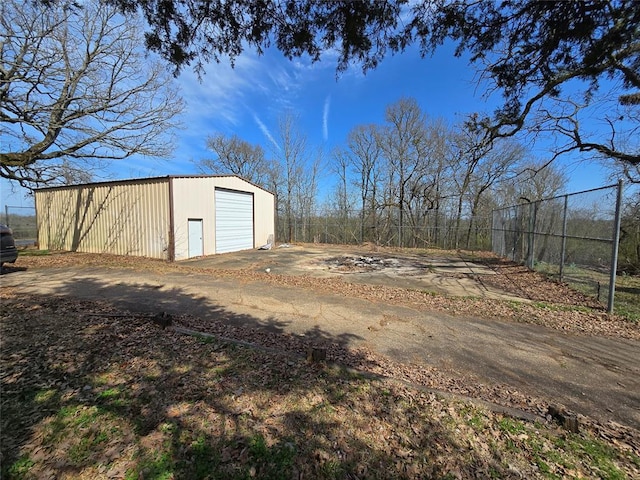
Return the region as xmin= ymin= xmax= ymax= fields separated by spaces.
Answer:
xmin=170 ymin=177 xmax=217 ymax=260
xmin=34 ymin=179 xmax=170 ymax=259
xmin=35 ymin=176 xmax=273 ymax=259
xmin=253 ymin=188 xmax=275 ymax=247
xmin=215 ymin=189 xmax=254 ymax=253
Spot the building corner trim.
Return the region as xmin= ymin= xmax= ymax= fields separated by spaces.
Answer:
xmin=168 ymin=177 xmax=176 ymax=261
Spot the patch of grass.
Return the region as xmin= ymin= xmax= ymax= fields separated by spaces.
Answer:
xmin=319 ymin=459 xmax=345 ymax=479
xmin=497 ymin=416 xmax=527 ymax=435
xmin=68 ymin=431 xmax=109 ymax=465
xmin=195 ymin=333 xmax=217 ymax=344
xmin=504 ymin=299 xmax=525 ymax=311
xmin=496 ymin=418 xmax=630 ymax=480
xmin=97 ymin=386 xmax=122 ymax=399
xmin=6 ymin=456 xmax=35 ymax=479
xmin=421 ymin=289 xmax=439 ymax=296
xmin=43 ymin=405 xmax=81 ymax=443
xmin=614 ymin=303 xmax=640 ymax=323
xmin=531 ymin=301 xmax=593 ymax=313
xmin=566 ymin=436 xmax=627 ymax=480
xmin=126 ymin=450 xmax=174 ymax=480
xmin=34 ymin=388 xmax=57 ymax=403
xmin=183 ymin=434 xmax=220 ymax=479
xmin=249 ymin=434 xmax=297 ymax=475
xmin=159 ymin=422 xmax=177 ymax=434
xmin=72 ymin=406 xmax=103 ymax=428
xmin=42 ymin=404 xmax=120 ymax=465
xmin=16 ymin=249 xmax=50 ymax=256
xmin=461 ymin=406 xmax=487 ymax=428
xmin=614 ymin=274 xmax=640 ymax=322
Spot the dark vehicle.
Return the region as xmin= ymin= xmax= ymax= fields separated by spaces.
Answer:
xmin=0 ymin=224 xmax=18 ymax=266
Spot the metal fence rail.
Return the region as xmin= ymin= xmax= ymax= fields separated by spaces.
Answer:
xmin=491 ymin=181 xmax=623 ymax=312
xmin=278 ymin=214 xmax=493 ymax=251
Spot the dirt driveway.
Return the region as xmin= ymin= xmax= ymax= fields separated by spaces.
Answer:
xmin=2 ymin=244 xmax=639 ymax=430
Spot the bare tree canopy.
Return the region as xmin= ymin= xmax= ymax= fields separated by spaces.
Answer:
xmin=94 ymin=0 xmax=638 ymax=172
xmin=197 ymin=133 xmax=269 ymax=186
xmin=0 ymin=0 xmax=183 ymax=188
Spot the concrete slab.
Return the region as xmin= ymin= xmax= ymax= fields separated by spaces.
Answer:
xmin=179 ymin=244 xmax=524 ymax=301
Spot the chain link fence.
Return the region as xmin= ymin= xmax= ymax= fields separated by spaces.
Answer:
xmin=278 ymin=213 xmax=493 ymax=251
xmin=3 ymin=205 xmax=38 ymax=246
xmin=491 ymin=182 xmax=623 ymax=312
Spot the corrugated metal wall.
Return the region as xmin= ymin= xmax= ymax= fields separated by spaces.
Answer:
xmin=35 ymin=178 xmax=170 ymax=259
xmin=170 ymin=177 xmax=216 ymax=260
xmin=171 ymin=176 xmax=275 ymax=260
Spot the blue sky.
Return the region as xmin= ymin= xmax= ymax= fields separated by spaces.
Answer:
xmin=1 ymin=42 xmax=618 ymax=209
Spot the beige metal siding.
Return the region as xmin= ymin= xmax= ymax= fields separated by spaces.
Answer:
xmin=170 ymin=177 xmax=216 ymax=260
xmin=171 ymin=176 xmax=275 ymax=260
xmin=36 ymin=179 xmax=170 ymax=259
xmin=250 ymin=182 xmax=275 ymax=248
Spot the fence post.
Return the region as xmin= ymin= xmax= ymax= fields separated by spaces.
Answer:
xmin=324 ymin=217 xmax=328 ymax=243
xmin=516 ymin=207 xmax=521 ymax=261
xmin=559 ymin=194 xmax=569 ymax=282
xmin=526 ymin=201 xmax=536 ymax=269
xmin=4 ymin=205 xmax=9 ymax=226
xmin=607 ymin=180 xmax=623 ymax=314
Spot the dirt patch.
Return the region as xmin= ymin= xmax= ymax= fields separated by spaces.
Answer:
xmin=6 ymin=245 xmax=639 ymax=340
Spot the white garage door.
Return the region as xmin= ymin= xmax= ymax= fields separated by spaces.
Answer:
xmin=215 ymin=188 xmax=254 ymax=253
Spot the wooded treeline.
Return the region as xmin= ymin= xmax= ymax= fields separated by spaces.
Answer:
xmin=198 ymin=97 xmax=568 ymax=250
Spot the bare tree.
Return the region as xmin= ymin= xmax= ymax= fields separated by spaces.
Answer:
xmin=403 ymin=117 xmax=452 ymax=247
xmin=511 ymin=161 xmax=568 ymax=263
xmin=378 ymin=98 xmax=431 ymax=246
xmin=273 ymin=112 xmax=315 ymax=243
xmin=464 ymin=139 xmax=525 ymax=248
xmin=295 ymin=151 xmax=320 ymax=242
xmin=330 ymin=146 xmax=353 ymax=242
xmin=517 ymin=162 xmax=568 ymax=204
xmin=198 ymin=133 xmax=269 ymax=186
xmin=0 ymin=0 xmax=183 ymax=189
xmin=450 ymin=114 xmax=496 ymax=248
xmin=345 ymin=124 xmax=383 ymax=243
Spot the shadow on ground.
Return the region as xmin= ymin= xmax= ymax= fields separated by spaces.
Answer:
xmin=0 ymin=264 xmax=27 ymax=275
xmin=0 ymin=278 xmax=498 ymax=479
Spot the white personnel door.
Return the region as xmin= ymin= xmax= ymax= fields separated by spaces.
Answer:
xmin=188 ymin=219 xmax=203 ymax=258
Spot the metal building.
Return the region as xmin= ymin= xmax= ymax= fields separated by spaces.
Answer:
xmin=35 ymin=175 xmax=275 ymax=260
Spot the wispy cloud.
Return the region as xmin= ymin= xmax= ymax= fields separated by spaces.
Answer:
xmin=253 ymin=113 xmax=280 ymax=152
xmin=174 ymin=48 xmax=341 ymax=163
xmin=177 ymin=52 xmax=266 ymax=129
xmin=323 ymin=95 xmax=331 ymax=142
